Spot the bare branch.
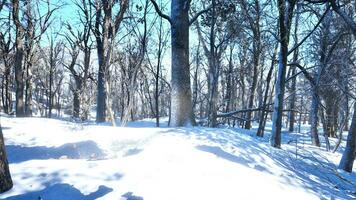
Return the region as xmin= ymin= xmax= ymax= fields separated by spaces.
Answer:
xmin=288 ymin=5 xmax=330 ymax=56
xmin=329 ymin=0 xmax=356 ymax=35
xmin=114 ymin=0 xmax=130 ymax=35
xmin=150 ymin=0 xmax=172 ymax=24
xmin=287 ymin=63 xmax=315 ymax=85
xmin=189 ymin=4 xmax=212 ymax=26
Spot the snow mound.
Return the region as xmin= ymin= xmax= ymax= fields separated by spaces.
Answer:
xmin=0 ymin=116 xmax=354 ymax=200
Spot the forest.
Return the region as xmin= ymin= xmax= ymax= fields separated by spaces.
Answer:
xmin=0 ymin=0 xmax=355 ymax=199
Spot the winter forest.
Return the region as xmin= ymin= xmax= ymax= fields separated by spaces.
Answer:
xmin=0 ymin=0 xmax=355 ymax=199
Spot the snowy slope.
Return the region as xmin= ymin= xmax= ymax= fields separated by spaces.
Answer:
xmin=0 ymin=115 xmax=355 ymax=200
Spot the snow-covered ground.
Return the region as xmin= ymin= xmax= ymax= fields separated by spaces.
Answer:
xmin=0 ymin=115 xmax=355 ymax=200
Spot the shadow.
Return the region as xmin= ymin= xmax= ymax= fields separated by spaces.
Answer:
xmin=6 ymin=140 xmax=107 ymax=163
xmin=1 ymin=126 xmax=11 ymax=130
xmin=196 ymin=145 xmax=271 ymax=174
xmin=92 ymin=117 xmax=169 ymax=128
xmin=121 ymin=192 xmax=144 ymax=200
xmin=105 ymin=172 xmax=124 ymax=181
xmin=4 ymin=184 xmax=113 ymax=200
xmin=124 ymin=148 xmax=143 ymax=157
xmin=161 ymin=127 xmax=355 ymax=199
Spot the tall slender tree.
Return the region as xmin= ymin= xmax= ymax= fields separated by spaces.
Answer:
xmin=270 ymin=0 xmax=296 ymax=148
xmin=93 ymin=0 xmax=129 ymax=123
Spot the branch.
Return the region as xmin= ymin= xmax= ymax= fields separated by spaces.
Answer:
xmin=287 ymin=63 xmax=315 ymax=85
xmin=287 ymin=5 xmax=330 ymax=56
xmin=305 ymin=0 xmax=356 ymax=35
xmin=217 ymin=107 xmax=303 ymax=118
xmin=0 ymin=0 xmax=6 ymax=12
xmin=325 ymin=31 xmax=350 ymax=63
xmin=114 ymin=0 xmax=129 ymax=35
xmin=189 ymin=4 xmax=212 ymax=26
xmin=217 ymin=106 xmax=271 ymax=118
xmin=329 ymin=0 xmax=356 ymax=35
xmin=150 ymin=0 xmax=172 ymax=24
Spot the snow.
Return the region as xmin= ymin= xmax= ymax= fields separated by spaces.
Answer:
xmin=0 ymin=115 xmax=355 ymax=200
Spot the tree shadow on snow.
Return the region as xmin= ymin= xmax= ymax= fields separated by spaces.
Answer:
xmin=6 ymin=140 xmax=107 ymax=163
xmin=121 ymin=192 xmax=144 ymax=200
xmin=196 ymin=145 xmax=272 ymax=174
xmin=4 ymin=184 xmax=113 ymax=200
xmin=163 ymin=127 xmax=355 ymax=199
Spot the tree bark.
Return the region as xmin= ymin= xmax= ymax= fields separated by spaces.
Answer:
xmin=270 ymin=0 xmax=295 ymax=148
xmin=13 ymin=0 xmax=25 ymax=117
xmin=95 ymin=0 xmax=129 ymax=123
xmin=0 ymin=123 xmax=13 ymax=193
xmin=338 ymin=103 xmax=356 ymax=172
xmin=170 ymin=0 xmax=195 ymax=126
xmin=24 ymin=1 xmax=34 ymax=117
xmin=310 ymin=92 xmax=321 ymax=147
xmin=270 ymin=7 xmax=288 ymax=148
xmin=256 ymin=53 xmax=275 ymax=137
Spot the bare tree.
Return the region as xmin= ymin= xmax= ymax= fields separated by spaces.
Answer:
xmin=150 ymin=0 xmax=211 ymax=126
xmin=63 ymin=0 xmax=94 ymax=120
xmin=12 ymin=0 xmax=26 ymax=117
xmin=270 ymin=0 xmax=296 ymax=148
xmin=0 ymin=11 xmax=13 ymax=114
xmin=0 ymin=1 xmax=13 ymax=193
xmin=93 ymin=0 xmax=129 ymax=123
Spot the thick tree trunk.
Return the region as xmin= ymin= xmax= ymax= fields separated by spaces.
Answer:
xmin=0 ymin=123 xmax=13 ymax=193
xmin=170 ymin=0 xmax=194 ymax=126
xmin=13 ymin=0 xmax=25 ymax=117
xmin=14 ymin=39 xmax=25 ymax=117
xmin=96 ymin=51 xmax=108 ymax=122
xmin=95 ymin=1 xmax=110 ymax=123
xmin=338 ymin=103 xmax=356 ymax=172
xmin=24 ymin=2 xmax=34 ymax=117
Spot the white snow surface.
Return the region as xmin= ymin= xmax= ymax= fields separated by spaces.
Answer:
xmin=0 ymin=115 xmax=355 ymax=200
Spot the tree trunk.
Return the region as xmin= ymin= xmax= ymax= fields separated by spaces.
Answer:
xmin=338 ymin=103 xmax=356 ymax=172
xmin=73 ymin=89 xmax=81 ymax=118
xmin=25 ymin=63 xmax=33 ymax=117
xmin=310 ymin=91 xmax=321 ymax=147
xmin=95 ymin=12 xmax=109 ymax=123
xmin=270 ymin=0 xmax=295 ymax=148
xmin=245 ymin=40 xmax=260 ymax=129
xmin=170 ymin=0 xmax=194 ymax=126
xmin=24 ymin=1 xmax=34 ymax=117
xmin=0 ymin=123 xmax=13 ymax=193
xmin=155 ymin=17 xmax=163 ymax=127
xmin=256 ymin=59 xmax=274 ymax=137
xmin=270 ymin=29 xmax=288 ymax=147
xmin=13 ymin=0 xmax=25 ymax=117
xmin=48 ymin=64 xmax=53 ymax=118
